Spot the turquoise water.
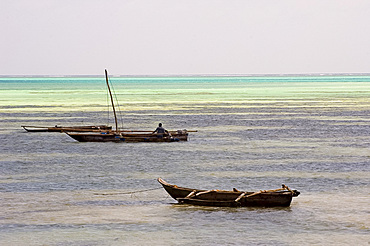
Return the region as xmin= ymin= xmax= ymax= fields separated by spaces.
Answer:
xmin=0 ymin=75 xmax=369 ymax=245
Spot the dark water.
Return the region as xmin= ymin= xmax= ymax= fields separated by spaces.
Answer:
xmin=0 ymin=76 xmax=369 ymax=245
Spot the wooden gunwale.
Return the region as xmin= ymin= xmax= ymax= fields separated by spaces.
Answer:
xmin=22 ymin=125 xmax=112 ymax=132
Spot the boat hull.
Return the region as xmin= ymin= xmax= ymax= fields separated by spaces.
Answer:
xmin=67 ymin=131 xmax=188 ymax=142
xmin=158 ymin=178 xmax=299 ymax=207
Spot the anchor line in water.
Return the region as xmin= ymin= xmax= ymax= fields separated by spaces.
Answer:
xmin=93 ymin=187 xmax=162 ymax=196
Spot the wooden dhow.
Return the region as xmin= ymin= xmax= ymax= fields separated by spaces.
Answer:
xmin=66 ymin=70 xmax=194 ymax=142
xmin=158 ymin=178 xmax=300 ymax=207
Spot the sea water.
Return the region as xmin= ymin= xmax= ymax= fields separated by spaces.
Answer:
xmin=0 ymin=75 xmax=369 ymax=245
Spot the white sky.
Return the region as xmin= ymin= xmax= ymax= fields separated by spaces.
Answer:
xmin=1 ymin=0 xmax=369 ymax=76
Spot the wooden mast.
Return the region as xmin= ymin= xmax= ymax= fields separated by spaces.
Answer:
xmin=105 ymin=69 xmax=118 ymax=132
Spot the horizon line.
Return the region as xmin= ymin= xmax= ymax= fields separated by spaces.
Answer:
xmin=1 ymin=72 xmax=370 ymax=78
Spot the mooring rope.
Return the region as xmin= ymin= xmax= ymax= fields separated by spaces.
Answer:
xmin=93 ymin=187 xmax=162 ymax=196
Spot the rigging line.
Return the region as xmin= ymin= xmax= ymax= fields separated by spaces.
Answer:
xmin=93 ymin=187 xmax=162 ymax=196
xmin=114 ymin=89 xmax=124 ymax=130
xmin=106 ymin=85 xmax=110 ymax=127
xmin=108 ymin=77 xmax=124 ymax=129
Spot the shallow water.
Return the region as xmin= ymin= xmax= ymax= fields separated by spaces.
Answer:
xmin=0 ymin=76 xmax=369 ymax=245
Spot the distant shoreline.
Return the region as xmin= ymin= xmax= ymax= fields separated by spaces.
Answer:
xmin=1 ymin=73 xmax=369 ymax=78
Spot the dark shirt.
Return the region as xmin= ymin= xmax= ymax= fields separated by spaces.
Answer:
xmin=154 ymin=126 xmax=166 ymax=134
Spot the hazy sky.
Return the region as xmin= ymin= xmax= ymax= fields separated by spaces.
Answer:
xmin=1 ymin=0 xmax=369 ymax=76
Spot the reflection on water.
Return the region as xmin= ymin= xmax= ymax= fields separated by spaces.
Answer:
xmin=1 ymin=76 xmax=369 ymax=245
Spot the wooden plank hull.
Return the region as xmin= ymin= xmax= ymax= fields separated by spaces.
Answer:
xmin=22 ymin=125 xmax=112 ymax=132
xmin=158 ymin=178 xmax=300 ymax=207
xmin=66 ymin=131 xmax=188 ymax=142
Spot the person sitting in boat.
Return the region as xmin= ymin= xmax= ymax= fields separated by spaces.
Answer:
xmin=152 ymin=123 xmax=170 ymax=138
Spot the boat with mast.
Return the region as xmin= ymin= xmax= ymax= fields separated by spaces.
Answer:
xmin=66 ymin=70 xmax=192 ymax=142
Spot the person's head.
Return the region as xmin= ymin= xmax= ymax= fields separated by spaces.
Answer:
xmin=159 ymin=123 xmax=162 ymax=127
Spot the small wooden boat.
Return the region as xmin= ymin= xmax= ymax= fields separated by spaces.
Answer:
xmin=22 ymin=125 xmax=112 ymax=132
xmin=66 ymin=130 xmax=189 ymax=142
xmin=65 ymin=69 xmax=194 ymax=143
xmin=158 ymin=178 xmax=300 ymax=207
